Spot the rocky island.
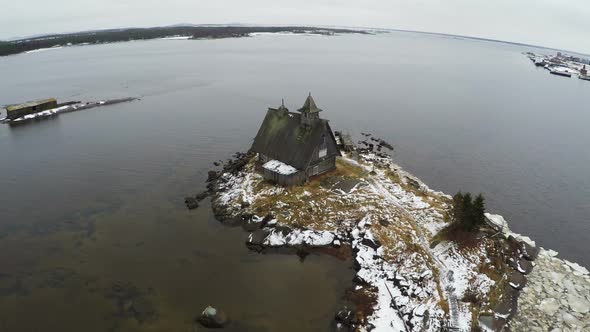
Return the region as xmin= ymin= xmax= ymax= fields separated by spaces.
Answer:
xmin=186 ymin=96 xmax=590 ymax=331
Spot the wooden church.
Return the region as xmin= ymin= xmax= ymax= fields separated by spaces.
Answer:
xmin=251 ymin=94 xmax=341 ymax=186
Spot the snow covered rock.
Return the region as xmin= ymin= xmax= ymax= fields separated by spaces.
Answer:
xmin=197 ymin=306 xmax=229 ymax=328
xmin=539 ymin=298 xmax=560 ymax=315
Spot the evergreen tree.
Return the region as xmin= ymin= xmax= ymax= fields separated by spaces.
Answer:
xmin=452 ymin=192 xmax=464 ymax=226
xmin=462 ymin=193 xmax=474 ymax=230
xmin=472 ymin=194 xmax=486 ymax=230
xmin=452 ymin=191 xmax=487 ymax=232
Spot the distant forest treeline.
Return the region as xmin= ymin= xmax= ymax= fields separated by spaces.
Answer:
xmin=0 ymin=26 xmax=366 ymax=57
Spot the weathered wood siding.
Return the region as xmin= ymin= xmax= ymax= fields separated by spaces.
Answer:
xmin=308 ymin=127 xmax=340 ymax=165
xmin=7 ymin=100 xmax=58 ymax=120
xmin=307 ymin=156 xmax=336 ymax=177
xmin=262 ymin=168 xmax=307 ymax=186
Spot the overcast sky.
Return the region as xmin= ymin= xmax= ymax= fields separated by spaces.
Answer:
xmin=2 ymin=0 xmax=589 ymax=54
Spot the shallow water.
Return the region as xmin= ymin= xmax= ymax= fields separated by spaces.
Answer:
xmin=0 ymin=32 xmax=589 ymax=330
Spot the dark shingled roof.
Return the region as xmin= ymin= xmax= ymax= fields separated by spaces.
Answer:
xmin=298 ymin=94 xmax=322 ymax=113
xmin=251 ymin=108 xmax=340 ymax=170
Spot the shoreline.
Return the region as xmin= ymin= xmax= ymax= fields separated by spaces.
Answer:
xmin=187 ymin=135 xmax=590 ymax=331
xmin=0 ymin=27 xmax=369 ymax=57
xmin=525 ymin=51 xmax=590 ymax=81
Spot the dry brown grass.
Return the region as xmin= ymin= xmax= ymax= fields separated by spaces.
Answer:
xmin=384 ymin=169 xmax=451 ymax=222
xmin=335 ymin=158 xmax=366 ymax=178
xmin=385 ymin=169 xmax=426 ymax=198
xmin=306 ymin=158 xmax=366 ymax=186
xmin=430 ymin=227 xmax=509 ymax=318
xmin=371 ymin=217 xmax=427 ymax=262
xmin=470 ymin=304 xmax=481 ymax=331
xmin=485 ymin=274 xmax=508 ymax=310
xmin=249 ymin=161 xmax=381 ymax=230
xmin=432 ymin=224 xmax=482 ymax=249
xmin=476 ymin=238 xmax=510 ymax=311
xmin=385 ymin=169 xmax=402 ymax=184
xmin=437 ymin=282 xmax=449 ymax=314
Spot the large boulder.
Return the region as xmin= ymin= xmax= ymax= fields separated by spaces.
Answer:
xmin=493 ymin=285 xmax=520 ymax=321
xmin=245 ymin=229 xmax=270 ymax=253
xmin=334 ymin=306 xmax=355 ymax=330
xmin=509 ymin=257 xmax=533 ymax=275
xmin=478 ymin=313 xmax=507 ymax=332
xmin=185 ymin=197 xmax=199 ymax=210
xmin=273 ymin=225 xmax=293 ymax=237
xmin=197 ymin=306 xmax=229 ymax=328
xmin=259 ymin=213 xmax=276 ymax=228
xmin=508 ymin=271 xmax=527 ymax=290
xmin=207 ymin=171 xmax=220 ymax=182
xmin=352 ymin=274 xmax=369 ymax=286
xmin=520 ymin=242 xmax=539 ymax=261
xmin=240 ymin=214 xmax=260 ymax=232
xmin=241 ymin=220 xmax=260 ymax=232
xmin=195 ymin=191 xmax=210 ymax=202
xmin=378 ymin=139 xmax=394 ymax=150
xmin=361 ymin=237 xmax=381 ymax=250
xmin=246 ymin=229 xmax=270 ymax=246
xmin=504 ymin=235 xmax=521 ymax=256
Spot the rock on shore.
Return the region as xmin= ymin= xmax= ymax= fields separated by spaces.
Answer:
xmin=197 ymin=306 xmax=229 ymax=328
xmin=510 ymin=249 xmax=590 ymax=331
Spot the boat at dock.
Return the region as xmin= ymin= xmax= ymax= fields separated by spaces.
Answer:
xmin=579 ymin=75 xmax=590 ymax=81
xmin=549 ymin=69 xmax=572 ymax=77
xmin=534 ymin=59 xmax=546 ymax=67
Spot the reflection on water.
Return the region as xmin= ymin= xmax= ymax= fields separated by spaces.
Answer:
xmin=0 ymin=32 xmax=589 ymax=330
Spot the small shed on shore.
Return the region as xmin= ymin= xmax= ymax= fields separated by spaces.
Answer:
xmin=251 ymin=94 xmax=341 ymax=186
xmin=5 ymin=98 xmax=58 ymax=120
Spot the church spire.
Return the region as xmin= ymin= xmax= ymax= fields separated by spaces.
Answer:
xmin=277 ymin=98 xmax=288 ymax=111
xmin=298 ymin=93 xmax=322 ymax=114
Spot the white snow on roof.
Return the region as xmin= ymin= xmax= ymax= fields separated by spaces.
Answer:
xmin=262 ymin=159 xmax=298 ymax=175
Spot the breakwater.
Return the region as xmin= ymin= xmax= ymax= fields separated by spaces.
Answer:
xmin=1 ymin=97 xmax=138 ymax=125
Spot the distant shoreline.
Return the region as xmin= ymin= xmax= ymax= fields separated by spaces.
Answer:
xmin=0 ymin=26 xmax=369 ymax=57
xmin=3 ymin=24 xmax=589 ymax=58
xmin=376 ymin=27 xmax=590 ymax=58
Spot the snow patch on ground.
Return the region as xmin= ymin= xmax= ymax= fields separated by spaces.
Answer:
xmin=11 ymin=105 xmax=72 ymax=122
xmin=263 ymin=229 xmax=336 ymax=247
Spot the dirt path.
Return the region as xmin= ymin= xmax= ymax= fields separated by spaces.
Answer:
xmin=342 ymin=156 xmax=465 ymax=331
